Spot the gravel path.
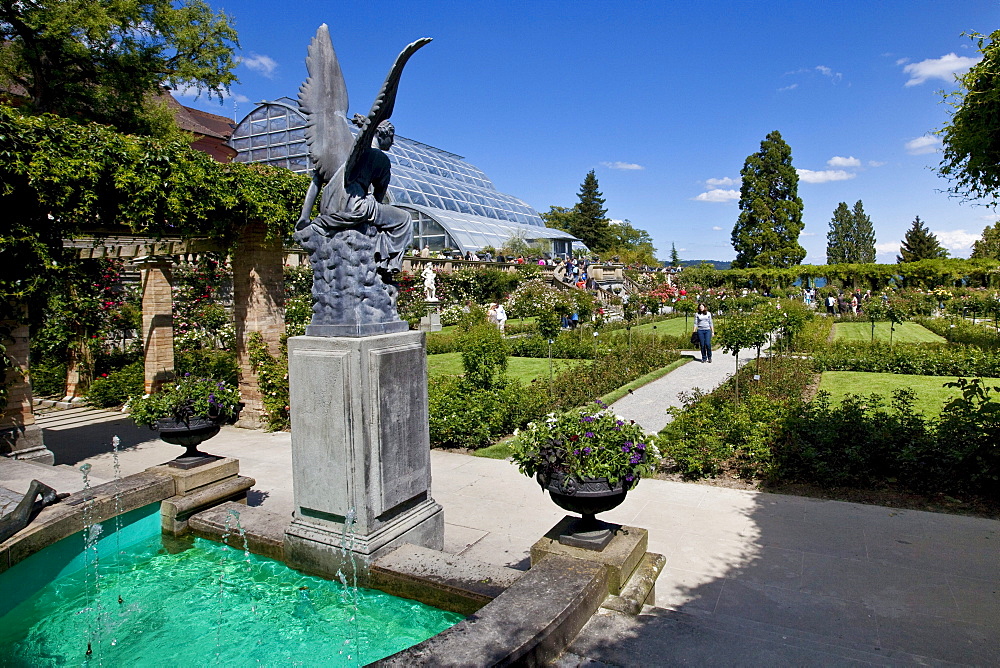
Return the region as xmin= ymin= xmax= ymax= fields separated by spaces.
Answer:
xmin=610 ymin=341 xmax=771 ymax=433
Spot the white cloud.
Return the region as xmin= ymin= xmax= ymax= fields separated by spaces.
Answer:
xmin=980 ymin=213 xmax=1000 ymax=222
xmin=876 ymin=242 xmax=900 ymax=255
xmin=778 ymin=83 xmax=798 ymax=92
xmin=706 ymin=177 xmax=738 ymax=187
xmin=895 ymin=57 xmax=910 ymax=66
xmin=868 ymin=160 xmax=886 ymax=167
xmin=796 ymin=169 xmax=855 ymax=184
xmin=693 ymin=189 xmax=740 ymax=202
xmin=827 ymin=155 xmax=861 ymax=168
xmin=903 ymin=53 xmax=981 ymax=86
xmin=171 ymin=84 xmax=250 ymax=104
xmin=600 ymin=161 xmax=644 ymax=170
xmin=711 ymin=226 xmax=723 ymax=231
xmin=934 ymin=229 xmax=978 ymax=250
xmin=243 ymin=53 xmax=279 ymax=78
xmin=905 ymin=135 xmax=941 ymax=155
xmin=815 ymin=65 xmax=843 ymax=83
xmin=801 ymin=232 xmax=817 ymax=236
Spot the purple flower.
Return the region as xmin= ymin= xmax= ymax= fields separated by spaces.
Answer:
xmin=630 ymin=454 xmax=642 ymax=465
xmin=581 ymin=416 xmax=595 ymax=423
xmin=636 ymin=443 xmax=646 ymax=450
xmin=583 ymin=447 xmax=593 ymax=455
xmin=621 ymin=444 xmax=631 ymax=453
xmin=573 ymin=449 xmax=580 ymax=455
xmin=625 ymin=475 xmax=635 ymax=482
xmin=616 ymin=420 xmax=624 ymax=426
xmin=585 ymin=431 xmax=595 ymax=438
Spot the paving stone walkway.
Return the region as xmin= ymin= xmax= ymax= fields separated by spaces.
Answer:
xmin=7 ymin=385 xmax=997 ymax=666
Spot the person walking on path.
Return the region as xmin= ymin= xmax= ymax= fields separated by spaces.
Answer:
xmin=495 ymin=302 xmax=508 ymax=332
xmin=694 ymin=303 xmax=714 ymax=363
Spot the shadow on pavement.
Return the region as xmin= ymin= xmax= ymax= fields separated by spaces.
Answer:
xmin=42 ymin=414 xmax=160 ymax=466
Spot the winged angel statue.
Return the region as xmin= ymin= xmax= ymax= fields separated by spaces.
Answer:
xmin=294 ymin=25 xmax=431 ymax=336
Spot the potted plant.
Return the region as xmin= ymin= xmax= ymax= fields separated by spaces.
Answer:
xmin=127 ymin=374 xmax=242 ymax=458
xmin=510 ymin=401 xmax=660 ymax=549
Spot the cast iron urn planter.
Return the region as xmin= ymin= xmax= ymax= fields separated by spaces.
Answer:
xmin=538 ymin=470 xmax=632 ymax=550
xmin=156 ymin=402 xmax=244 ymax=464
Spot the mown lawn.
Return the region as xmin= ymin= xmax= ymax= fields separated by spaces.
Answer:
xmin=628 ymin=318 xmax=692 ymax=337
xmin=832 ymin=321 xmax=945 ymax=343
xmin=427 ymin=352 xmax=580 ymax=383
xmin=817 ymin=371 xmax=1000 ymax=416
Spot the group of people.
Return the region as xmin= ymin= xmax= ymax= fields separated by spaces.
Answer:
xmin=487 ymin=302 xmax=508 ymax=332
xmin=823 ymin=289 xmax=872 ymax=316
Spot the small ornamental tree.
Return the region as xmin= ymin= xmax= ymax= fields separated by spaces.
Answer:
xmin=717 ymin=312 xmax=769 ymax=402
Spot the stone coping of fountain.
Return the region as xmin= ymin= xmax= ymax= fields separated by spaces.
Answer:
xmin=0 ymin=470 xmax=175 ymax=574
xmin=374 ymin=554 xmax=608 ymax=667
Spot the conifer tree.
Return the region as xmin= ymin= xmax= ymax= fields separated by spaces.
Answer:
xmin=852 ymin=200 xmax=877 ymax=263
xmin=826 ymin=202 xmax=853 ymax=264
xmin=731 ymin=131 xmax=805 ymax=268
xmin=670 ymin=243 xmax=681 ymax=267
xmin=571 ymin=170 xmax=611 ymax=252
xmin=897 ymin=216 xmax=949 ymax=262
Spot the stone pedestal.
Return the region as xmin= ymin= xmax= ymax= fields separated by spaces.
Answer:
xmin=284 ymin=332 xmax=443 ymax=581
xmin=1 ymin=309 xmax=54 ymax=465
xmin=148 ymin=457 xmax=255 ymax=535
xmin=419 ymin=300 xmax=442 ymax=333
xmin=531 ymin=516 xmax=647 ymax=596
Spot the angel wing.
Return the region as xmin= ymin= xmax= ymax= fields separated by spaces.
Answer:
xmin=298 ymin=24 xmax=354 ymax=186
xmin=344 ymin=37 xmax=432 ymax=186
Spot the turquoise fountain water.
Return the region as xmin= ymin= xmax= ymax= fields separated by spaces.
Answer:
xmin=0 ymin=503 xmax=462 ymax=666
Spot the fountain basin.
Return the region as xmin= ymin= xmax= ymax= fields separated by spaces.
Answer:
xmin=0 ymin=501 xmax=463 ymax=665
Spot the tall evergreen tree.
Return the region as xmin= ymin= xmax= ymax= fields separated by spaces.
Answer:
xmin=731 ymin=131 xmax=805 ymax=268
xmin=571 ymin=170 xmax=611 ymax=252
xmin=971 ymin=221 xmax=1000 ymax=259
xmin=670 ymin=243 xmax=681 ymax=267
xmin=897 ymin=216 xmax=949 ymax=262
xmin=826 ymin=202 xmax=853 ymax=264
xmin=852 ymin=200 xmax=877 ymax=263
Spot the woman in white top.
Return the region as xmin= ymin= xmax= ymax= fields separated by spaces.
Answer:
xmin=495 ymin=303 xmax=508 ymax=332
xmin=693 ymin=303 xmax=714 ymax=363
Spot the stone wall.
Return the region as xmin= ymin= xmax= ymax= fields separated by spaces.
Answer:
xmin=1 ymin=305 xmax=52 ymax=464
xmin=139 ymin=258 xmax=175 ymax=394
xmin=233 ymin=222 xmax=285 ymax=428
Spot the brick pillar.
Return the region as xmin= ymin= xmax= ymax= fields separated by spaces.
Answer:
xmin=2 ymin=304 xmax=54 ymax=464
xmin=233 ymin=221 xmax=285 ymax=429
xmin=137 ymin=257 xmax=175 ymax=394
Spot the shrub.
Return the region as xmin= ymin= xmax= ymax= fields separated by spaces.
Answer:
xmin=175 ymin=349 xmax=239 ymax=386
xmin=812 ymin=341 xmax=1000 ymax=376
xmin=915 ymin=316 xmax=1000 ymax=349
xmin=28 ymin=358 xmax=67 ymax=397
xmin=86 ymin=361 xmax=143 ymax=407
xmin=247 ymin=332 xmax=289 ymax=431
xmin=428 ymin=375 xmax=548 ymax=449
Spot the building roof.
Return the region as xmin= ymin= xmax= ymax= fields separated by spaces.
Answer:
xmin=160 ymin=93 xmax=235 ymax=140
xmin=229 ymin=99 xmax=578 ymax=252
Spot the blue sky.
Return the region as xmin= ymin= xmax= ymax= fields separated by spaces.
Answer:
xmin=180 ymin=0 xmax=1000 ymax=263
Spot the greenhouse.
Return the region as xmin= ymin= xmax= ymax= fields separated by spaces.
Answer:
xmin=229 ymin=98 xmax=577 ymax=255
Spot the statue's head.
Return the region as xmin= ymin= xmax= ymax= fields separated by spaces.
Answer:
xmin=376 ymin=121 xmax=395 ymax=150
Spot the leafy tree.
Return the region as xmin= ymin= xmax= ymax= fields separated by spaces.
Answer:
xmin=0 ymin=0 xmax=239 ymax=136
xmin=540 ymin=205 xmax=577 ymax=233
xmin=938 ymin=30 xmax=1000 ymax=205
xmin=731 ymin=131 xmax=805 ymax=268
xmin=897 ymin=216 xmax=949 ymax=263
xmin=571 ymin=170 xmax=611 ymax=252
xmin=604 ymin=219 xmax=657 ymax=265
xmin=827 ymin=200 xmax=876 ymax=264
xmin=971 ymin=221 xmax=1000 ymax=259
xmin=670 ymin=243 xmax=681 ymax=267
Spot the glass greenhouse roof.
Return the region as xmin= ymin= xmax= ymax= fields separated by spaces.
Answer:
xmin=230 ymin=99 xmax=577 ymax=252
